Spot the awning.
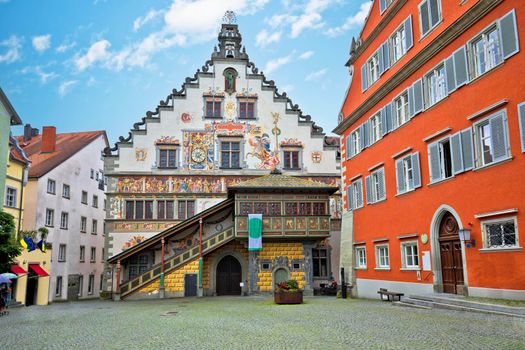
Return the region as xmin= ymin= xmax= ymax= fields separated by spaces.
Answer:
xmin=11 ymin=265 xmax=27 ymax=276
xmin=28 ymin=264 xmax=49 ymax=277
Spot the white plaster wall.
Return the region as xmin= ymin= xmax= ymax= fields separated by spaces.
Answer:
xmin=115 ymin=60 xmax=339 ymax=175
xmin=31 ymin=135 xmax=107 ymax=301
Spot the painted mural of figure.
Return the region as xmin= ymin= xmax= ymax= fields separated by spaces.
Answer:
xmin=247 ymin=133 xmax=280 ymax=169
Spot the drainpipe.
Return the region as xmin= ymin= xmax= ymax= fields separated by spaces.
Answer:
xmin=159 ymin=237 xmax=165 ymax=299
xmin=198 ymin=218 xmax=203 ymax=297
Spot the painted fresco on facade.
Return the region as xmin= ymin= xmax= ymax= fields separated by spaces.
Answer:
xmin=122 ymin=235 xmax=146 ymax=250
xmin=183 ymin=131 xmax=214 ymax=170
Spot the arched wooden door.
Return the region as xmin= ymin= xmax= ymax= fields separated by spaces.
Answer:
xmin=439 ymin=213 xmax=464 ymax=294
xmin=216 ymin=256 xmax=242 ymax=296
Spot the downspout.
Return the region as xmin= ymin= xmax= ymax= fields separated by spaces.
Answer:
xmin=198 ymin=218 xmax=203 ymax=297
xmin=159 ymin=237 xmax=165 ymax=298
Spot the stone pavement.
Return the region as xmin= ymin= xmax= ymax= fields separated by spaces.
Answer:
xmin=0 ymin=296 xmax=524 ymax=349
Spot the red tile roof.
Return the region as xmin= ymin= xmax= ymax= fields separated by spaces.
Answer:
xmin=18 ymin=130 xmax=108 ymax=178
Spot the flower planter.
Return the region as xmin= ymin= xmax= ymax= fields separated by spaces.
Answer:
xmin=274 ymin=290 xmax=303 ymax=304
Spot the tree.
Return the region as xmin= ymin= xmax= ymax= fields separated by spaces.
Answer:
xmin=0 ymin=211 xmax=21 ymax=273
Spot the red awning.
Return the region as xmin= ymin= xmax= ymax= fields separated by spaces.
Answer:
xmin=28 ymin=264 xmax=49 ymax=277
xmin=11 ymin=265 xmax=27 ymax=275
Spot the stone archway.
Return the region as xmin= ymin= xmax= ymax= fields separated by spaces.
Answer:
xmin=429 ymin=205 xmax=468 ymax=294
xmin=216 ymin=255 xmax=242 ymax=296
xmin=209 ymin=250 xmax=247 ymax=296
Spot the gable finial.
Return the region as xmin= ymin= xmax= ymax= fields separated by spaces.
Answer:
xmin=223 ymin=10 xmax=237 ymax=24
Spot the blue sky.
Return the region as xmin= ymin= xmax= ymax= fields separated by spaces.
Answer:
xmin=0 ymin=0 xmax=371 ymax=142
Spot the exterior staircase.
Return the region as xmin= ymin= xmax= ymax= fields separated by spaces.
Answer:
xmin=394 ymin=294 xmax=525 ymax=318
xmin=119 ymin=227 xmax=235 ymax=298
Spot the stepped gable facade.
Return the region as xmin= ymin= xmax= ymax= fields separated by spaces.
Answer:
xmin=102 ymin=18 xmax=342 ymax=297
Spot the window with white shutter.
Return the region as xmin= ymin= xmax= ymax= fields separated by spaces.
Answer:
xmin=393 ymin=91 xmax=409 ymax=128
xmin=412 ymin=79 xmax=424 ymax=115
xmin=499 ymin=10 xmax=519 ymax=60
xmin=369 ymin=112 xmax=382 ymax=144
xmin=396 ymin=152 xmax=421 ymax=194
xmin=390 ymin=16 xmax=412 ymax=64
xmin=419 ymin=0 xmax=442 ymax=38
xmin=428 ymin=138 xmax=453 ymax=183
xmin=346 ymin=185 xmax=353 ymax=211
xmin=366 ymin=52 xmax=380 ymax=86
xmin=379 ymin=0 xmax=395 ymax=15
xmin=424 ymin=63 xmax=447 ymax=107
xmin=351 ymin=178 xmax=364 ymax=210
xmin=518 ymin=102 xmax=525 ymax=153
xmin=366 ymin=168 xmax=387 ymax=204
xmin=453 ymin=46 xmax=469 ymax=88
xmin=474 ymin=111 xmax=510 ymax=167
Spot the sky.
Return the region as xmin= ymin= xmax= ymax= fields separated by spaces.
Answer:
xmin=0 ymin=0 xmax=372 ymax=143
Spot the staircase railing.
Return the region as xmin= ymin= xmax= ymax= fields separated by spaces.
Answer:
xmin=119 ymin=226 xmax=235 ymax=298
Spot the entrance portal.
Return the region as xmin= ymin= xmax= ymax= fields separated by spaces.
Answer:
xmin=216 ymin=255 xmax=241 ymax=296
xmin=439 ymin=212 xmax=464 ymax=294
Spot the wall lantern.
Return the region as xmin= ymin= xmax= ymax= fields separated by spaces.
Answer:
xmin=458 ymin=228 xmax=475 ymax=248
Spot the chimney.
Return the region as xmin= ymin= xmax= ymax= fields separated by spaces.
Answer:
xmin=41 ymin=126 xmax=56 ymax=153
xmin=24 ymin=124 xmax=32 ymax=142
xmin=31 ymin=128 xmax=39 ymax=137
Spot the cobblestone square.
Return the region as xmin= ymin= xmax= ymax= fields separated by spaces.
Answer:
xmin=1 ymin=297 xmax=524 ymax=350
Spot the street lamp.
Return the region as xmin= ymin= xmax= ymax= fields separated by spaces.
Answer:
xmin=458 ymin=228 xmax=475 ymax=247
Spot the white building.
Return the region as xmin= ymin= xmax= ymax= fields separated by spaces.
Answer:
xmin=20 ymin=125 xmax=108 ymax=302
xmin=102 ymin=20 xmax=342 ymax=295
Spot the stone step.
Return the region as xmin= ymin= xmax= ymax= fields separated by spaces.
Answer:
xmin=7 ymin=301 xmax=23 ymax=308
xmin=392 ymin=300 xmax=431 ymax=310
xmin=408 ymin=294 xmax=525 ymax=318
xmin=399 ymin=297 xmax=434 ymax=308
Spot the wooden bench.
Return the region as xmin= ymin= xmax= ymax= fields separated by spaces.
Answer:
xmin=377 ymin=288 xmax=404 ymax=301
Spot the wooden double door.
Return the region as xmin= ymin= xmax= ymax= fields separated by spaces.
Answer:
xmin=216 ymin=256 xmax=242 ymax=296
xmin=439 ymin=213 xmax=464 ymax=294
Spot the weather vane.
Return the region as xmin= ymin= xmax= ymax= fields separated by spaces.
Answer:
xmin=223 ymin=10 xmax=237 ymax=24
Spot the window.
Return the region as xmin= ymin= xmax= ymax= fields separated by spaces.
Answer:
xmin=45 ymin=209 xmax=54 ymax=227
xmin=104 ymin=198 xmax=107 ymax=211
xmin=62 ymin=184 xmax=70 ymax=199
xmin=312 ymin=248 xmax=329 ymax=278
xmin=5 ymin=187 xmax=16 ymax=208
xmin=102 ymin=248 xmax=105 ymax=262
xmin=474 ymin=112 xmax=510 ymax=167
xmin=81 ymin=191 xmax=88 ymax=204
xmin=375 ymin=245 xmax=390 ymax=268
xmin=157 ymin=200 xmax=175 ymax=220
xmin=220 ymin=141 xmax=241 ymax=169
xmin=393 ymin=92 xmax=409 ymax=128
xmin=90 ymin=169 xmax=94 ymax=179
xmin=78 ymin=275 xmax=83 ymax=297
xmin=129 ymin=254 xmax=153 ymax=280
xmin=158 ymin=148 xmax=177 ymax=169
xmin=346 ymin=178 xmax=364 ymax=211
xmin=367 ymin=53 xmax=380 ymax=86
xmin=90 ymin=247 xmax=96 ymax=262
xmin=380 ymin=0 xmax=395 ymax=14
xmin=47 ymin=179 xmax=56 ymax=194
xmin=419 ymin=0 xmax=441 ymax=38
xmin=91 ymin=220 xmax=98 ymax=234
xmin=283 ymin=150 xmax=300 ymax=170
xmin=312 ymin=202 xmax=326 ymax=215
xmin=469 ymin=25 xmax=501 ymax=79
xmin=55 ymin=276 xmax=62 ymax=297
xmin=401 ymin=241 xmax=419 ymax=269
xmin=390 ymin=24 xmax=407 ymax=63
xmin=205 ymin=100 xmax=222 ymax=118
xmin=239 ymin=100 xmax=255 ymax=119
xmin=178 ymin=200 xmax=195 ymax=220
xmin=366 ymin=168 xmax=386 ymax=204
xmin=349 ymin=129 xmax=361 ymax=158
xmin=92 ymin=195 xmax=98 ymax=208
xmin=425 ymin=63 xmax=446 ymax=107
xmin=88 ymin=275 xmax=95 ymax=295
xmin=100 ymin=274 xmax=104 ymax=291
xmin=96 ymin=171 xmax=100 ymax=181
xmin=58 ymin=244 xmax=66 ymax=262
xmin=482 ymin=218 xmax=518 ymax=249
xmin=355 ymin=247 xmax=367 ymax=268
xmin=60 ymin=212 xmax=69 ymax=230
xmin=80 ymin=217 xmax=87 ymax=233
xmin=395 ymin=152 xmax=421 ymax=194
xmin=125 ymin=200 xmax=154 ymax=220
xmin=80 ymin=246 xmax=85 ymax=262
xmin=369 ymin=113 xmax=382 ymax=144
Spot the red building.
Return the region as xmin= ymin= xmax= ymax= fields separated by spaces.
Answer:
xmin=335 ymin=0 xmax=525 ymax=300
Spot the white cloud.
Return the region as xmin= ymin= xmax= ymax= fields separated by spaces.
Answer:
xmin=264 ymin=54 xmax=293 ymax=75
xmin=133 ymin=9 xmax=163 ymax=32
xmin=87 ymin=76 xmax=96 ymax=86
xmin=74 ymin=40 xmax=111 ymax=71
xmin=58 ymin=80 xmax=78 ymax=97
xmin=32 ymin=34 xmax=51 ymax=53
xmin=325 ymin=1 xmax=372 ymax=37
xmin=0 ymin=35 xmax=22 ymax=63
xmin=305 ymin=68 xmax=327 ymax=81
xmin=164 ymin=0 xmax=269 ymax=43
xmin=21 ymin=66 xmax=59 ymax=84
xmin=56 ymin=41 xmax=76 ymax=53
xmin=256 ymin=29 xmax=281 ymax=47
xmin=299 ymin=50 xmax=314 ymax=60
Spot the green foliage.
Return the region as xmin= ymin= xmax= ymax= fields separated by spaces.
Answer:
xmin=0 ymin=211 xmax=21 ymax=273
